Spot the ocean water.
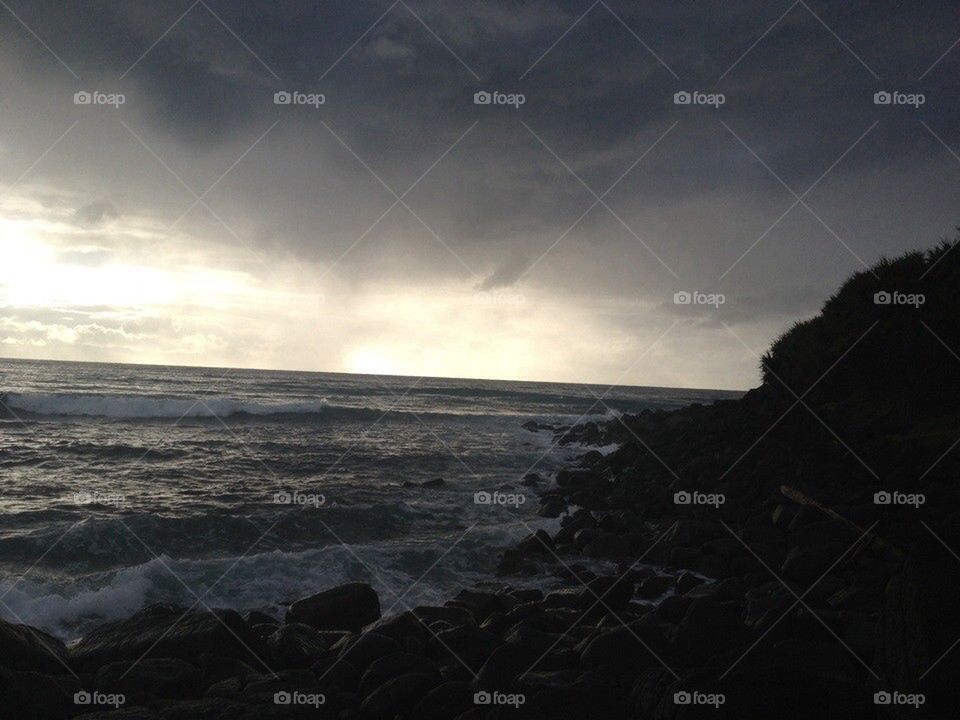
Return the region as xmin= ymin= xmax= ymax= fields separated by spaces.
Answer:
xmin=0 ymin=359 xmax=736 ymax=640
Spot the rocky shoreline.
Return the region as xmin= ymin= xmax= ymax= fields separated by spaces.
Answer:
xmin=4 ymin=240 xmax=960 ymax=719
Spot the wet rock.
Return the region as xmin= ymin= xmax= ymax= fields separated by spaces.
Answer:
xmin=676 ymin=571 xmax=704 ymax=595
xmin=71 ymin=605 xmax=269 ymax=673
xmin=286 ymin=583 xmax=381 ymax=632
xmin=448 ymin=590 xmax=506 ymax=623
xmin=94 ymin=657 xmax=201 ymax=702
xmin=0 ymin=619 xmax=70 ymax=674
xmin=517 ymin=529 xmax=555 ymax=556
xmin=267 ymin=622 xmax=331 ymax=669
xmin=337 ymin=632 xmax=398 ymax=673
xmin=638 ymin=575 xmax=674 ymax=600
xmin=359 ymin=652 xmax=438 ymax=697
xmin=359 ymin=671 xmax=437 ymax=720
xmin=537 ymin=497 xmax=566 ymax=518
xmin=411 ymin=680 xmax=474 ymax=720
xmin=242 ymin=610 xmax=278 ymax=627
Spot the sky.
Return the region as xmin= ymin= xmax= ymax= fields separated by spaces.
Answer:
xmin=0 ymin=1 xmax=958 ymax=390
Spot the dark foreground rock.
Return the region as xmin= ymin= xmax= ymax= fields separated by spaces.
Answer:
xmin=286 ymin=582 xmax=382 ymax=632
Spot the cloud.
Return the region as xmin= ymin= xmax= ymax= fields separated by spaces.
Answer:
xmin=476 ymin=253 xmax=533 ymax=290
xmin=73 ymin=201 xmax=119 ymax=227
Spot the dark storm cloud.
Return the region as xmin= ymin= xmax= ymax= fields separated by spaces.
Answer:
xmin=3 ymin=1 xmax=959 ymax=317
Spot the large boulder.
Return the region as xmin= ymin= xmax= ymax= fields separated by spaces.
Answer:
xmin=0 ymin=618 xmax=70 ymax=673
xmin=94 ymin=657 xmax=201 ymax=702
xmin=359 ymin=671 xmax=437 ymax=720
xmin=880 ymin=531 xmax=960 ymax=717
xmin=266 ymin=622 xmax=332 ymax=669
xmin=286 ymin=583 xmax=381 ymax=632
xmin=0 ymin=667 xmax=79 ymax=720
xmin=71 ymin=604 xmax=270 ymax=672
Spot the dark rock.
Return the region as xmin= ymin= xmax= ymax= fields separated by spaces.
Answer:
xmin=0 ymin=667 xmax=79 ymax=720
xmin=410 ymin=680 xmax=474 ymax=720
xmin=412 ymin=606 xmax=474 ymax=628
xmin=638 ymin=575 xmax=674 ymax=600
xmin=537 ymin=497 xmax=566 ymax=518
xmin=573 ymin=527 xmax=598 ymax=550
xmin=242 ymin=610 xmax=278 ymax=627
xmin=71 ymin=605 xmax=270 ymax=673
xmin=789 ymin=519 xmax=858 ymax=549
xmin=449 ymin=590 xmax=505 ymax=623
xmin=517 ymin=529 xmax=554 ymax=556
xmin=0 ymin=619 xmax=70 ymax=674
xmin=359 ymin=652 xmax=438 ymax=697
xmin=520 ymin=474 xmax=542 ymax=486
xmin=267 ymin=622 xmax=331 ymax=669
xmin=197 ymin=654 xmax=258 ymax=690
xmin=94 ymin=658 xmax=201 ymax=702
xmin=676 ymin=571 xmax=704 ymax=595
xmin=286 ymin=583 xmax=381 ymax=632
xmin=781 ymin=542 xmax=851 ymax=585
xmin=656 ymin=594 xmax=693 ymax=624
xmin=359 ymin=671 xmax=437 ymax=720
xmin=338 ymin=632 xmax=398 ymax=672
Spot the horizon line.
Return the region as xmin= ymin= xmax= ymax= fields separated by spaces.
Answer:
xmin=0 ymin=354 xmax=750 ymax=395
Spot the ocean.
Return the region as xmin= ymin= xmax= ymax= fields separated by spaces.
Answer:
xmin=0 ymin=358 xmax=737 ymax=640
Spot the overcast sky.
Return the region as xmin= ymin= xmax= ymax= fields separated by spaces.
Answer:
xmin=1 ymin=1 xmax=958 ymax=389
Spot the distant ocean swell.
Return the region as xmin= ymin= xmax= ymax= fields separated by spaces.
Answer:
xmin=1 ymin=392 xmax=331 ymax=419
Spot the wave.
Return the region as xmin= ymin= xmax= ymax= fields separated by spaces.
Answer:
xmin=0 ymin=392 xmax=330 ymax=419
